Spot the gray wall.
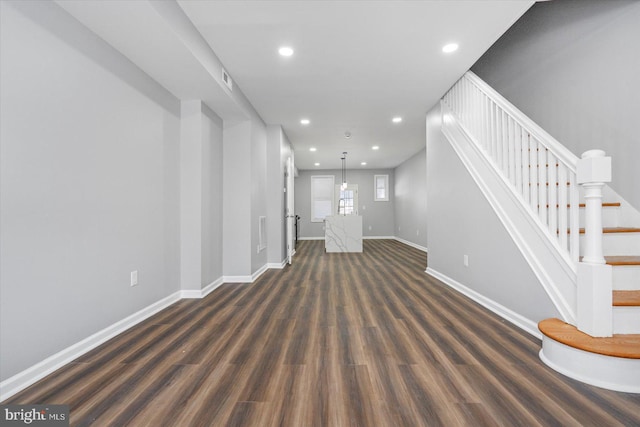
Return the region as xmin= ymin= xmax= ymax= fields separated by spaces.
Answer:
xmin=472 ymin=0 xmax=640 ymax=209
xmin=394 ymin=148 xmax=428 ymax=249
xmin=222 ymin=122 xmax=252 ymax=276
xmin=201 ymin=105 xmax=224 ymax=286
xmin=426 ymin=106 xmax=560 ymax=324
xmin=0 ymin=1 xmax=181 ymax=380
xmin=295 ymin=169 xmax=395 ymax=239
xmin=250 ymin=121 xmax=268 ymax=273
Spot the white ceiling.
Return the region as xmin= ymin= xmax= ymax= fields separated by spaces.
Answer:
xmin=58 ymin=0 xmax=534 ymax=171
xmin=178 ymin=1 xmax=533 ymax=170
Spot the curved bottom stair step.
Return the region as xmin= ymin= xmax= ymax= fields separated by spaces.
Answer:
xmin=538 ymin=318 xmax=640 ymax=393
xmin=539 ymin=318 xmax=640 ymax=359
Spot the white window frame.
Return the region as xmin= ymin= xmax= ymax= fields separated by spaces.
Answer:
xmin=374 ymin=174 xmax=389 ymax=201
xmin=310 ymin=175 xmax=335 ymax=222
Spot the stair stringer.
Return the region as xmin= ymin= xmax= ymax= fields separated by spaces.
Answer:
xmin=441 ymin=101 xmax=576 ymax=325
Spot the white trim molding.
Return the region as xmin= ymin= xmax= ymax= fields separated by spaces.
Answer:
xmin=426 ymin=267 xmax=541 ymax=339
xmin=181 ymin=278 xmax=225 ymax=299
xmin=252 ymin=264 xmax=268 ymax=282
xmin=267 ymin=259 xmax=288 ymax=269
xmin=394 ymin=237 xmax=428 ymax=253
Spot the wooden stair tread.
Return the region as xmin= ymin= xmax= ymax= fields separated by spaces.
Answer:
xmin=583 ymin=202 xmax=621 ymax=208
xmin=542 ymin=202 xmax=620 ymax=208
xmin=605 ymin=256 xmax=640 ymax=266
xmin=539 ymin=318 xmax=640 ymax=359
xmin=613 ymin=290 xmax=640 ymax=307
xmin=576 ymin=227 xmax=640 ymax=234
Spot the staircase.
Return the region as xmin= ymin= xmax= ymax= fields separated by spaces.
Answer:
xmin=441 ymin=71 xmax=640 ymax=393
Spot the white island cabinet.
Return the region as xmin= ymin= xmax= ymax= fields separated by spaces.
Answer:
xmin=324 ymin=215 xmax=363 ymax=253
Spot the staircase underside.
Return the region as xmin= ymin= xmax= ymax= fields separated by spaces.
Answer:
xmin=539 ymin=318 xmax=640 ymax=393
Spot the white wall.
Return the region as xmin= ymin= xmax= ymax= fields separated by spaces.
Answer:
xmin=295 ymin=169 xmax=395 ymax=239
xmin=394 ymin=148 xmax=428 ymax=249
xmin=0 ymin=1 xmax=181 ymax=380
xmin=472 ymin=0 xmax=640 ymax=209
xmin=426 ymin=106 xmax=560 ymax=324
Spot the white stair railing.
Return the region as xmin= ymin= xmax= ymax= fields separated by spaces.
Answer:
xmin=443 ymin=72 xmax=581 ymax=265
xmin=442 ymin=71 xmax=612 ymax=336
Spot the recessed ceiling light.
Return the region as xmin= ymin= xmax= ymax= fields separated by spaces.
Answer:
xmin=344 ymin=131 xmax=351 ymax=139
xmin=309 ymin=147 xmax=317 ymax=152
xmin=361 ymin=162 xmax=367 ymax=166
xmin=314 ymin=162 xmax=320 ymax=166
xmin=372 ymin=146 xmax=379 ymax=150
xmin=442 ymin=43 xmax=459 ymax=53
xmin=392 ymin=117 xmax=402 ymax=123
xmin=279 ymin=46 xmax=294 ymax=57
xmin=300 ymin=119 xmax=310 ymax=125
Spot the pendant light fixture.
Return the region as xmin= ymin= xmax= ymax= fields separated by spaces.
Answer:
xmin=341 ymin=152 xmax=348 ymax=190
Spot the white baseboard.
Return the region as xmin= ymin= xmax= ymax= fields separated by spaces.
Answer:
xmin=267 ymin=259 xmax=288 ymax=269
xmin=252 ymin=264 xmax=268 ymax=282
xmin=426 ymin=267 xmax=541 ymax=339
xmin=222 ymin=275 xmax=253 ymax=283
xmin=0 ymin=291 xmax=182 ymax=402
xmin=181 ymin=278 xmax=225 ymax=299
xmin=393 ymin=237 xmax=428 ymax=253
xmin=298 ymin=237 xmax=324 ymax=240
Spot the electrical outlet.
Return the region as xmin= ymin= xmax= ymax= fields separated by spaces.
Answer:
xmin=368 ymin=225 xmax=372 ymax=230
xmin=463 ymin=255 xmax=469 ymax=267
xmin=130 ymin=271 xmax=138 ymax=287
xmin=398 ymin=226 xmax=401 ymax=231
xmin=416 ymin=229 xmax=420 ymax=236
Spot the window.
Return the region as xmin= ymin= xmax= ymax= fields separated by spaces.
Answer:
xmin=335 ymin=185 xmax=358 ymax=215
xmin=374 ymin=174 xmax=389 ymax=201
xmin=311 ymin=175 xmax=335 ymax=222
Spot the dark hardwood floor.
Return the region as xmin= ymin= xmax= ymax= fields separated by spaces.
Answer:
xmin=4 ymin=239 xmax=640 ymax=426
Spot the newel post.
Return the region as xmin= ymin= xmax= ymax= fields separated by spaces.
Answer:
xmin=576 ymin=149 xmax=613 ymax=337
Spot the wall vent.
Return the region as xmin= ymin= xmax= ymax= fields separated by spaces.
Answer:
xmin=222 ymin=68 xmax=233 ymax=90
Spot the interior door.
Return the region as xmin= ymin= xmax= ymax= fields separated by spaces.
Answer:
xmin=285 ymin=156 xmax=295 ymax=264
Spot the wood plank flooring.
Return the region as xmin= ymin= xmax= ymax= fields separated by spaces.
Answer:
xmin=4 ymin=239 xmax=640 ymax=426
